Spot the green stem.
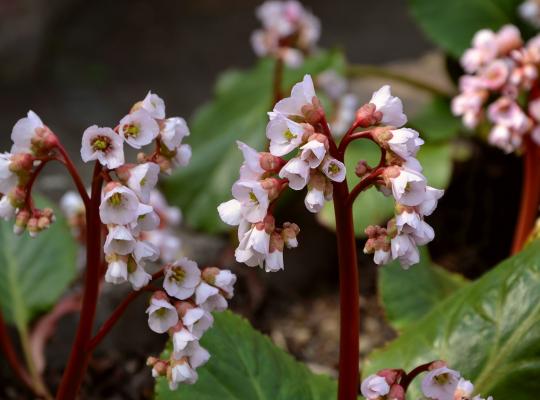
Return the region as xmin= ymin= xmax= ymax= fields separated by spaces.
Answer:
xmin=346 ymin=64 xmax=453 ymax=98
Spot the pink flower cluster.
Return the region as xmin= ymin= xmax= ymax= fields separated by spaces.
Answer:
xmin=146 ymin=261 xmax=236 ymax=389
xmin=251 ymin=0 xmax=320 ymax=67
xmin=452 ymin=25 xmax=540 ymax=153
xmin=218 ymin=75 xmax=349 ymax=271
xmin=0 ymin=111 xmax=59 ymax=236
xmin=361 ymin=361 xmax=493 ymax=400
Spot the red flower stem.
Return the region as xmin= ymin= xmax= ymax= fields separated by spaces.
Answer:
xmin=322 ymin=116 xmax=360 ymax=400
xmin=337 ymin=127 xmax=372 ymax=155
xmin=0 ymin=310 xmax=34 ymax=392
xmin=55 ymin=144 xmax=91 ymax=209
xmin=400 ymin=362 xmax=432 ymax=392
xmin=87 ymin=270 xmax=164 ymax=352
xmin=512 ymin=138 xmax=540 ymax=254
xmin=56 ymin=162 xmax=103 ymax=400
xmin=347 ymin=168 xmax=385 ymax=208
xmin=23 ymin=159 xmax=52 ymax=210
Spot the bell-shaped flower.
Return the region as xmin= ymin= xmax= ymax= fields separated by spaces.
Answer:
xmin=369 ymin=85 xmax=407 ymax=127
xmin=235 ymin=223 xmax=271 ymax=267
xmin=0 ymin=153 xmax=17 ymax=194
xmin=172 ymin=144 xmax=192 ymax=168
xmin=11 ymin=111 xmax=44 ymax=154
xmin=100 ymin=185 xmax=141 ymax=225
xmin=105 ymin=256 xmax=128 ymax=284
xmin=168 ymin=359 xmax=198 ymax=389
xmin=130 ymin=205 xmax=160 ymax=235
xmin=172 ymin=324 xmax=197 ymax=353
xmin=146 ymin=294 xmax=178 ymax=334
xmin=421 ymin=366 xmax=460 ymax=400
xmin=360 ymin=374 xmax=390 ymax=400
xmin=416 ymin=186 xmax=444 ymax=216
xmin=454 ymin=378 xmax=474 ymax=400
xmin=305 ymin=186 xmax=325 ymax=213
xmin=321 ymin=157 xmax=346 ymax=183
xmin=272 ymin=74 xmax=317 ymax=119
xmin=231 ymin=180 xmax=269 ymax=223
xmin=163 ymin=257 xmax=202 ymax=300
xmin=237 ymin=141 xmax=265 ymax=180
xmin=387 ymin=128 xmax=424 ymax=159
xmin=141 ymin=91 xmax=166 ymax=120
xmin=104 ymin=225 xmax=136 ymax=255
xmin=161 ymin=117 xmax=189 ymax=150
xmin=0 ymin=195 xmax=15 ymax=220
xmin=182 ymin=307 xmax=214 ymax=339
xmin=266 ymin=114 xmax=307 ymax=156
xmin=213 ymin=270 xmax=236 ymax=298
xmin=265 ymin=232 xmax=284 ymax=272
xmin=119 ymin=109 xmax=160 ymax=149
xmin=127 ymin=257 xmax=151 ymax=290
xmin=126 ymin=162 xmax=160 ymax=203
xmin=81 ymin=126 xmax=124 ymax=169
xmin=300 ymin=136 xmax=327 ymax=168
xmin=279 ymin=157 xmax=310 ymax=190
xmin=409 ymin=220 xmax=435 ymax=246
xmin=390 ymin=234 xmax=419 ymax=268
xmin=195 ymin=282 xmax=228 ymax=312
xmin=217 ymin=199 xmax=243 ymax=226
xmin=387 ymin=167 xmax=427 ymax=207
xmin=373 ymin=249 xmax=391 ymax=265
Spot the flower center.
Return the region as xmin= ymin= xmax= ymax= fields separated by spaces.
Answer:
xmin=123 ymin=124 xmax=140 ymax=138
xmin=170 ymin=267 xmax=186 ymax=283
xmin=140 ymin=177 xmax=147 ymax=187
xmin=127 ymin=256 xmax=137 ymax=273
xmin=91 ymin=136 xmax=111 ymax=152
xmin=434 ymin=373 xmax=451 ymax=385
xmin=283 ymin=129 xmax=297 ymax=142
xmin=155 ymin=308 xmax=169 ymax=318
xmin=108 ymin=192 xmax=123 ymax=207
xmin=249 ymin=191 xmax=259 ymax=204
xmin=328 ymin=163 xmax=339 ymax=175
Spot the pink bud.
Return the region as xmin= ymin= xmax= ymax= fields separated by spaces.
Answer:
xmin=202 ymin=266 xmax=220 ymax=284
xmin=388 ymin=384 xmax=405 ymax=400
xmin=260 ymin=152 xmax=285 ymax=172
xmin=174 ymin=301 xmax=194 ymax=317
xmin=152 ymin=290 xmax=169 ymax=301
xmin=355 ymin=103 xmax=382 ymax=127
xmin=355 ymin=160 xmax=371 ymax=177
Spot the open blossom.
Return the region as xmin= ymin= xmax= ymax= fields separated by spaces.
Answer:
xmin=369 ymin=85 xmax=407 ymax=127
xmin=421 ymin=366 xmax=461 ymax=400
xmin=100 ymin=184 xmax=142 ymax=225
xmin=125 ymin=162 xmax=160 ymax=203
xmin=231 ymin=180 xmax=270 ymax=223
xmin=360 ymin=374 xmax=390 ymax=400
xmin=141 ymin=91 xmax=166 ymax=119
xmin=279 ymin=157 xmax=310 ymax=189
xmin=163 ymin=258 xmax=202 ymax=300
xmin=0 ymin=153 xmax=17 ymax=194
xmin=266 ymin=115 xmax=308 ymax=156
xmin=11 ymin=110 xmax=44 ymax=154
xmin=161 ymin=117 xmax=189 ymax=150
xmin=181 ymin=306 xmax=214 ymax=339
xmin=272 ymin=74 xmax=317 ymax=119
xmin=119 ymin=109 xmax=160 ymax=149
xmin=195 ymin=282 xmax=228 ymax=312
xmin=386 ymin=167 xmax=428 ymax=207
xmin=81 ymin=126 xmax=124 ymax=169
xmin=146 ymin=294 xmax=179 ymax=334
xmin=105 ymin=256 xmax=128 ymax=284
xmin=104 ymin=225 xmax=136 ymax=255
xmin=387 ymin=128 xmax=424 ymax=159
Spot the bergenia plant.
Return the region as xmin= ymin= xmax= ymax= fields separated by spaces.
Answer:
xmin=215 ymin=70 xmax=488 ymax=400
xmin=0 ymin=92 xmax=236 ymax=399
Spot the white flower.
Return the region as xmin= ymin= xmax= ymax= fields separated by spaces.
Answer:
xmin=130 ymin=206 xmax=160 ymax=235
xmin=146 ymin=296 xmax=178 ymax=334
xmin=0 ymin=196 xmax=15 ymax=220
xmin=410 ymin=220 xmax=435 ymax=246
xmin=11 ymin=110 xmax=44 ymax=154
xmin=265 ymin=248 xmax=284 ymax=272
xmin=195 ymin=282 xmax=228 ymax=312
xmin=0 ymin=153 xmax=17 ymax=194
xmin=141 ymin=91 xmax=166 ymax=120
xmin=104 ymin=225 xmax=136 ymax=255
xmin=173 ymin=144 xmax=192 ymax=168
xmin=81 ymin=126 xmax=124 ymax=169
xmin=128 ymin=260 xmax=151 ymax=290
xmin=421 ymin=366 xmax=460 ymax=400
xmin=105 ymin=257 xmax=128 ymax=284
xmin=300 ymin=139 xmax=326 ymax=168
xmin=217 ymin=199 xmax=243 ymax=226
xmin=182 ymin=307 xmax=214 ymax=339
xmin=60 ymin=191 xmax=85 ymax=219
xmin=388 ymin=168 xmax=427 ymax=207
xmin=520 ymin=0 xmax=540 ymax=28
xmin=161 ymin=117 xmax=189 ymax=150
xmin=272 ymin=74 xmax=316 ymax=119
xmin=304 ymin=186 xmax=325 ymax=213
xmin=395 ymin=209 xmax=421 ymax=232
xmin=119 ymin=109 xmax=160 ymax=149
xmin=391 ymin=234 xmax=419 ymax=268
xmin=266 ymin=114 xmax=306 ymax=156
xmin=235 ymin=224 xmax=270 ymax=267
xmin=237 ymin=141 xmax=265 ymax=180
xmin=373 ymin=249 xmax=391 ymax=265
xmin=388 ymin=128 xmax=424 ymax=159
xmin=488 ymin=124 xmax=515 ymax=153
xmin=360 ymin=374 xmax=390 ymax=400
xmin=417 ymin=186 xmax=444 ymax=216
xmin=321 ymin=157 xmax=346 ymax=182
xmin=177 ymin=340 xmax=210 ymax=369
xmin=454 ymin=378 xmax=474 ymax=400
xmin=164 ymin=258 xmax=202 ymax=300
xmin=100 ymin=185 xmax=141 ymax=225
xmin=172 ymin=327 xmax=197 ymax=354
xmin=126 ymin=162 xmax=160 ymax=203
xmin=213 ymin=270 xmax=236 ymax=298
xmin=169 ymin=360 xmax=198 ymax=389
xmin=279 ymin=157 xmax=310 ymax=190
xmin=369 ymin=85 xmax=407 ymax=127
xmin=231 ymin=180 xmax=270 ymax=223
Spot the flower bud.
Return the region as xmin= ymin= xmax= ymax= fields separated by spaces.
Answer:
xmin=355 ymin=103 xmax=382 ymax=127
xmin=260 ymin=152 xmax=285 ymax=172
xmin=262 ymin=214 xmax=275 ymax=233
xmin=37 ymin=216 xmax=50 ymax=230
xmin=9 ymin=153 xmax=34 ymax=174
xmin=115 ymin=164 xmax=136 ymax=182
xmin=282 ymin=222 xmax=300 ymax=248
xmin=301 ymin=97 xmax=324 ymax=124
xmin=14 ymin=210 xmax=30 ymax=235
xmin=355 ymin=160 xmax=371 ymax=177
xmin=174 ymin=300 xmax=194 ymax=318
xmin=152 ymin=290 xmax=169 ymax=302
xmin=387 ymin=384 xmax=405 ymax=400
xmin=202 ymin=267 xmax=220 ymax=285
xmin=27 ymin=217 xmax=39 ymax=237
xmin=376 ymin=369 xmax=402 ymax=385
xmin=260 ymin=177 xmax=282 ymax=200
xmin=270 ymin=231 xmax=285 ymax=253
xmin=8 ymin=186 xmax=26 ymax=209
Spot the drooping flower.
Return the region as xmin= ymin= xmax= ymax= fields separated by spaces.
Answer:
xmin=125 ymin=162 xmax=160 ymax=203
xmin=163 ymin=258 xmax=202 ymax=300
xmin=141 ymin=91 xmax=166 ymax=120
xmin=369 ymin=85 xmax=407 ymax=127
xmin=99 ymin=184 xmax=142 ymax=225
xmin=161 ymin=117 xmax=190 ymax=150
xmin=11 ymin=111 xmax=44 ymax=154
xmin=421 ymin=366 xmax=461 ymax=400
xmin=146 ymin=293 xmax=179 ymax=334
xmin=360 ymin=374 xmax=390 ymax=400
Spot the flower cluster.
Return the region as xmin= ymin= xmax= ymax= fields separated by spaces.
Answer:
xmin=361 ymin=86 xmax=444 ymax=268
xmin=146 ymin=260 xmax=236 ymax=389
xmin=251 ymin=0 xmax=320 ymax=67
xmin=361 ymin=361 xmax=493 ymax=400
xmin=78 ymin=92 xmax=191 ymax=290
xmin=451 ymin=25 xmax=540 ymax=153
xmin=218 ymin=75 xmax=349 ymax=271
xmin=0 ymin=111 xmax=59 ymax=236
xmin=519 ymin=0 xmax=540 ymax=28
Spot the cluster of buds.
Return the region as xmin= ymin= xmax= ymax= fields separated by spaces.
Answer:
xmin=317 ymin=69 xmax=359 ymax=136
xmin=218 ymin=75 xmax=347 ymax=271
xmin=146 ymin=260 xmax=236 ymax=389
xmin=361 ymin=361 xmax=493 ymax=400
xmin=251 ymin=0 xmax=320 ymax=67
xmin=78 ymin=92 xmax=191 ymax=289
xmin=519 ymin=0 xmax=540 ymax=28
xmin=0 ymin=111 xmax=59 ymax=236
xmin=451 ymin=25 xmax=540 ymax=153
xmin=360 ymin=86 xmax=443 ymax=268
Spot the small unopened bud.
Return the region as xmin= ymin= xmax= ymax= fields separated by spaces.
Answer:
xmin=270 ymin=231 xmax=285 ymax=252
xmin=263 ymin=214 xmax=275 ymax=233
xmin=156 ymin=155 xmax=172 ymax=174
xmin=355 ymin=103 xmax=382 ymax=127
xmin=261 ymin=178 xmax=281 ymax=200
xmin=137 ymin=152 xmax=148 ymax=164
xmin=377 ymin=369 xmax=402 ymax=385
xmin=9 ymin=187 xmax=26 ymax=208
xmin=153 ymin=360 xmax=168 ymax=377
xmin=301 ymin=97 xmax=324 ymax=125
xmin=14 ymin=210 xmax=30 ymax=235
xmin=387 ymin=384 xmax=405 ymax=400
xmin=260 ymin=152 xmax=285 ymax=172
xmin=428 ymin=360 xmax=447 ymax=370
xmin=152 ymin=290 xmax=169 ymax=302
xmin=27 ymin=218 xmax=39 ymax=237
xmin=9 ymin=153 xmax=34 ymax=174
xmin=202 ymin=267 xmax=220 ymax=284
xmin=146 ymin=356 xmax=159 ymax=367
xmin=355 ymin=160 xmax=371 ymax=177
xmin=115 ymin=164 xmax=135 ymax=182
xmin=282 ymin=222 xmax=300 ymax=248
xmin=37 ymin=216 xmax=50 ymax=230
xmin=174 ymin=301 xmax=194 ymax=317
xmin=372 ymin=126 xmax=393 ymax=145
xmin=31 ymin=126 xmax=58 ymax=155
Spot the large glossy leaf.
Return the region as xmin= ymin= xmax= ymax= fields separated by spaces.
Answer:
xmin=318 ymin=140 xmax=453 ymax=236
xmin=365 ymin=240 xmax=540 ymax=399
xmin=0 ymin=199 xmax=77 ymax=327
xmin=155 ymin=311 xmax=338 ymax=400
xmin=409 ymin=0 xmax=524 ymax=58
xmin=379 ymin=248 xmax=468 ymax=333
xmin=163 ymin=51 xmax=345 ymax=233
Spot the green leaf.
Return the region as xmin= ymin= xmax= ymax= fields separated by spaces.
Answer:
xmin=0 ymin=198 xmax=77 ymax=327
xmin=163 ymin=51 xmax=346 ymax=233
xmin=155 ymin=311 xmax=338 ymax=400
xmin=409 ymin=97 xmax=462 ymax=142
xmin=379 ymin=248 xmax=468 ymax=333
xmin=409 ymin=0 xmax=524 ymax=58
xmin=365 ymin=240 xmax=540 ymax=399
xmin=318 ymin=141 xmax=453 ymax=236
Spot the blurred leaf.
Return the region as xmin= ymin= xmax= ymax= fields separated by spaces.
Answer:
xmin=155 ymin=311 xmax=339 ymax=400
xmin=0 ymin=197 xmax=77 ymax=328
xmin=365 ymin=240 xmax=540 ymax=399
xmin=409 ymin=97 xmax=462 ymax=142
xmin=379 ymin=247 xmax=468 ymax=333
xmin=318 ymin=141 xmax=453 ymax=236
xmin=164 ymin=51 xmax=346 ymax=233
xmin=409 ymin=0 xmax=523 ymax=58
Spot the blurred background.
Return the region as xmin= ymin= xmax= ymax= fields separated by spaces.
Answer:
xmin=0 ymin=0 xmax=524 ymax=398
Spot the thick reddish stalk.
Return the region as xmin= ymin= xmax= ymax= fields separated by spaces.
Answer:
xmin=512 ymin=138 xmax=540 ymax=254
xmin=56 ymin=163 xmax=103 ymax=400
xmin=0 ymin=310 xmax=33 ymax=390
xmin=55 ymin=144 xmax=91 ymax=209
